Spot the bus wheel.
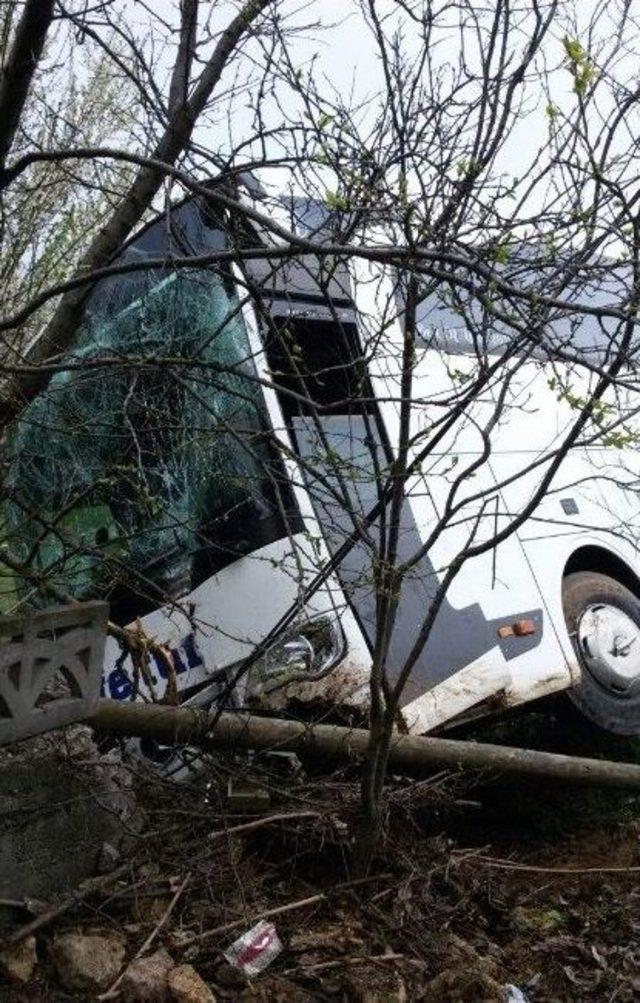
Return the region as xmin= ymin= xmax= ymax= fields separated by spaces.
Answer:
xmin=563 ymin=571 xmax=640 ymax=735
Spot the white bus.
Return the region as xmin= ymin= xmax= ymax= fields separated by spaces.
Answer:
xmin=5 ymin=193 xmax=640 ymax=766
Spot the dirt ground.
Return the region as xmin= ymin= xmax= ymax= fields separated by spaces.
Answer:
xmin=2 ymin=699 xmax=640 ymax=1001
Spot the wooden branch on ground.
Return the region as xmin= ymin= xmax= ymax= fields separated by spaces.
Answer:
xmin=282 ymin=952 xmax=405 ymax=977
xmin=179 ymin=873 xmax=392 ymax=946
xmin=91 ymin=699 xmax=640 ymax=791
xmin=2 ymin=863 xmax=130 ymax=945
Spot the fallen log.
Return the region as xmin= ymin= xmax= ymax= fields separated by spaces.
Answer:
xmin=90 ymin=699 xmax=640 ymax=790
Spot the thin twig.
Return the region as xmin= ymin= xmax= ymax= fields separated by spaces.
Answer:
xmin=192 ymin=893 xmax=326 ymax=945
xmin=208 ymin=810 xmax=322 ymax=842
xmin=283 ymin=951 xmax=405 ymax=976
xmin=99 ymin=871 xmax=191 ymax=1000
xmin=184 ymin=872 xmax=393 ymax=946
xmin=2 ymin=863 xmax=130 ymax=945
xmin=468 ymin=855 xmax=640 ymax=875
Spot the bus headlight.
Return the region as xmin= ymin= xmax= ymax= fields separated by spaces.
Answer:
xmin=253 ymin=615 xmax=346 ymax=695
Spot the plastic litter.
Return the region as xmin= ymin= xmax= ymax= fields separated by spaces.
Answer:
xmin=504 ymin=986 xmax=529 ymax=1003
xmin=224 ymin=920 xmax=282 ymax=976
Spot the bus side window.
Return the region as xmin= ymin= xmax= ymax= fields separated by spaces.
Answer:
xmin=265 ymin=317 xmax=370 ymax=419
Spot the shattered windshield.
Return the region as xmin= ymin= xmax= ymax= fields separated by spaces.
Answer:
xmin=3 ymin=200 xmax=299 ymax=621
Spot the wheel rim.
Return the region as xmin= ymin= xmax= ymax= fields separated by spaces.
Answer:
xmin=577 ymin=602 xmax=640 ymax=695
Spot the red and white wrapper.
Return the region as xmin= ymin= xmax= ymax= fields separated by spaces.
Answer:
xmin=224 ymin=920 xmax=283 ymax=976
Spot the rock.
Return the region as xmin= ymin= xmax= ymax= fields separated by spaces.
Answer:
xmin=120 ymin=948 xmax=174 ymax=1002
xmin=98 ymin=840 xmax=121 ymax=873
xmin=422 ymin=967 xmax=504 ymax=1002
xmin=422 ymin=934 xmax=504 ymax=1003
xmin=169 ymin=964 xmax=216 ymax=1002
xmin=345 ymin=966 xmax=407 ymax=1003
xmin=51 ymin=929 xmax=126 ymax=993
xmin=0 ymin=935 xmax=37 ymax=983
xmin=0 ymin=726 xmax=139 ymax=907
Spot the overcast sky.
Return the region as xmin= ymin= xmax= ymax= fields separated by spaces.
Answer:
xmin=96 ymin=0 xmax=637 ymax=232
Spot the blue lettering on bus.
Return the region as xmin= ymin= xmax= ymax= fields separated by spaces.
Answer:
xmin=170 ymin=646 xmax=186 ymax=675
xmin=152 ymin=647 xmax=186 ymax=679
xmin=105 ymin=634 xmax=204 ymax=700
xmin=108 ymin=666 xmax=134 ymax=700
xmin=182 ymin=633 xmax=203 ymax=668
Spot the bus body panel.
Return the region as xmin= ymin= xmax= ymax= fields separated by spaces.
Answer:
xmin=485 ymin=359 xmax=640 ymax=695
xmin=351 ymin=264 xmax=569 ymax=716
xmin=102 ymin=532 xmax=371 ymax=707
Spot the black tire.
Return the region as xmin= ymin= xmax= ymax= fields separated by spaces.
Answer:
xmin=563 ymin=570 xmax=640 ymax=735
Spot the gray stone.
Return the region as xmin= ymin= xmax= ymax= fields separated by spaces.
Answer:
xmin=0 ymin=935 xmax=37 ymax=983
xmin=169 ymin=964 xmax=216 ymax=1003
xmin=98 ymin=840 xmax=122 ymax=873
xmin=51 ymin=929 xmax=126 ymax=993
xmin=120 ymin=948 xmax=174 ymax=1002
xmin=0 ymin=725 xmax=138 ymax=907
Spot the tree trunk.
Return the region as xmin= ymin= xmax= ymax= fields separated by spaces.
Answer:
xmin=91 ymin=699 xmax=640 ymax=791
